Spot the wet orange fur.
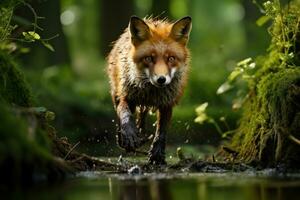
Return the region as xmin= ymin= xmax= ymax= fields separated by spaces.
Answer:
xmin=108 ymin=17 xmax=191 ymax=108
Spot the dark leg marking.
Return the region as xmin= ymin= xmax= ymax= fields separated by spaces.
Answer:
xmin=149 ymin=106 xmax=172 ymax=165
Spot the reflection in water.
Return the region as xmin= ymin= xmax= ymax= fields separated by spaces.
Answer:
xmin=110 ymin=178 xmax=172 ymax=200
xmin=3 ymin=173 xmax=300 ymax=200
xmin=112 ymin=175 xmax=300 ymax=200
xmin=106 ymin=174 xmax=300 ymax=200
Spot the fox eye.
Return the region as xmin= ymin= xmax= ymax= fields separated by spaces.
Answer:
xmin=144 ymin=56 xmax=153 ymax=63
xmin=168 ymin=56 xmax=176 ymax=62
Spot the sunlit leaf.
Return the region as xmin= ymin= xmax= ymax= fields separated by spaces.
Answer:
xmin=194 ymin=113 xmax=208 ymax=124
xmin=216 ymin=82 xmax=234 ymax=95
xmin=195 ymin=102 xmax=208 ymax=115
xmin=228 ymin=68 xmax=243 ymax=81
xmin=237 ymin=57 xmax=252 ymax=67
xmin=22 ymin=31 xmax=40 ymax=41
xmin=248 ymin=62 xmax=256 ymax=69
xmin=195 ymin=102 xmax=209 ymax=124
xmin=22 ymin=32 xmax=33 ymax=41
xmin=29 ymin=31 xmax=40 ymax=40
xmin=256 ymin=15 xmax=271 ymax=26
xmin=232 ymin=98 xmax=244 ymax=110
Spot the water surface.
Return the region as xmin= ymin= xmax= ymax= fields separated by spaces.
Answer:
xmin=9 ymin=171 xmax=300 ymax=200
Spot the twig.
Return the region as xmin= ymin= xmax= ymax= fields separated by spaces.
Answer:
xmin=288 ymin=134 xmax=300 ymax=145
xmin=42 ymin=34 xmax=59 ymax=41
xmin=64 ymin=141 xmax=81 ymax=160
xmin=6 ymin=33 xmax=59 ymax=43
xmin=21 ymin=1 xmax=43 ymax=31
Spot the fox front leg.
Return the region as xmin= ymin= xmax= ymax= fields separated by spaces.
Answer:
xmin=116 ymin=100 xmax=140 ymax=151
xmin=149 ymin=106 xmax=172 ymax=165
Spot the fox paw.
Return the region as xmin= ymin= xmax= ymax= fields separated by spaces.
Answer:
xmin=117 ymin=123 xmax=141 ymax=151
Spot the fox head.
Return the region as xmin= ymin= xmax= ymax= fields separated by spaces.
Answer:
xmin=129 ymin=16 xmax=192 ymax=87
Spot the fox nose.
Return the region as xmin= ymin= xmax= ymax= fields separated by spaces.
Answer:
xmin=157 ymin=76 xmax=166 ymax=84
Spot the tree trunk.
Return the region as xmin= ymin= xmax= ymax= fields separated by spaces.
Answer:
xmin=151 ymin=0 xmax=171 ymax=19
xmin=100 ymin=0 xmax=134 ymax=56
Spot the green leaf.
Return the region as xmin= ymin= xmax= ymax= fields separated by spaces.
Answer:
xmin=42 ymin=41 xmax=55 ymax=52
xmin=216 ymin=82 xmax=234 ymax=95
xmin=22 ymin=32 xmax=33 ymax=41
xmin=28 ymin=31 xmax=40 ymax=40
xmin=195 ymin=102 xmax=208 ymax=115
xmin=247 ymin=62 xmax=256 ymax=69
xmin=194 ymin=113 xmax=208 ymax=124
xmin=22 ymin=31 xmax=40 ymax=41
xmin=228 ymin=67 xmax=244 ymax=81
xmin=237 ymin=57 xmax=252 ymax=67
xmin=256 ymin=15 xmax=271 ymax=26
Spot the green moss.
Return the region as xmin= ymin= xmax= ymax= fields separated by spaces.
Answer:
xmin=0 ymin=52 xmax=33 ymax=106
xmin=231 ymin=68 xmax=300 ymax=165
xmin=228 ymin=0 xmax=300 ymax=168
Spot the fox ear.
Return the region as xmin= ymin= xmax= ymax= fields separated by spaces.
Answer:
xmin=129 ymin=16 xmax=150 ymax=45
xmin=170 ymin=16 xmax=192 ymax=45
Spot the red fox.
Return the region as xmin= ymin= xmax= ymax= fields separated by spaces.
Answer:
xmin=107 ymin=16 xmax=192 ymax=164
